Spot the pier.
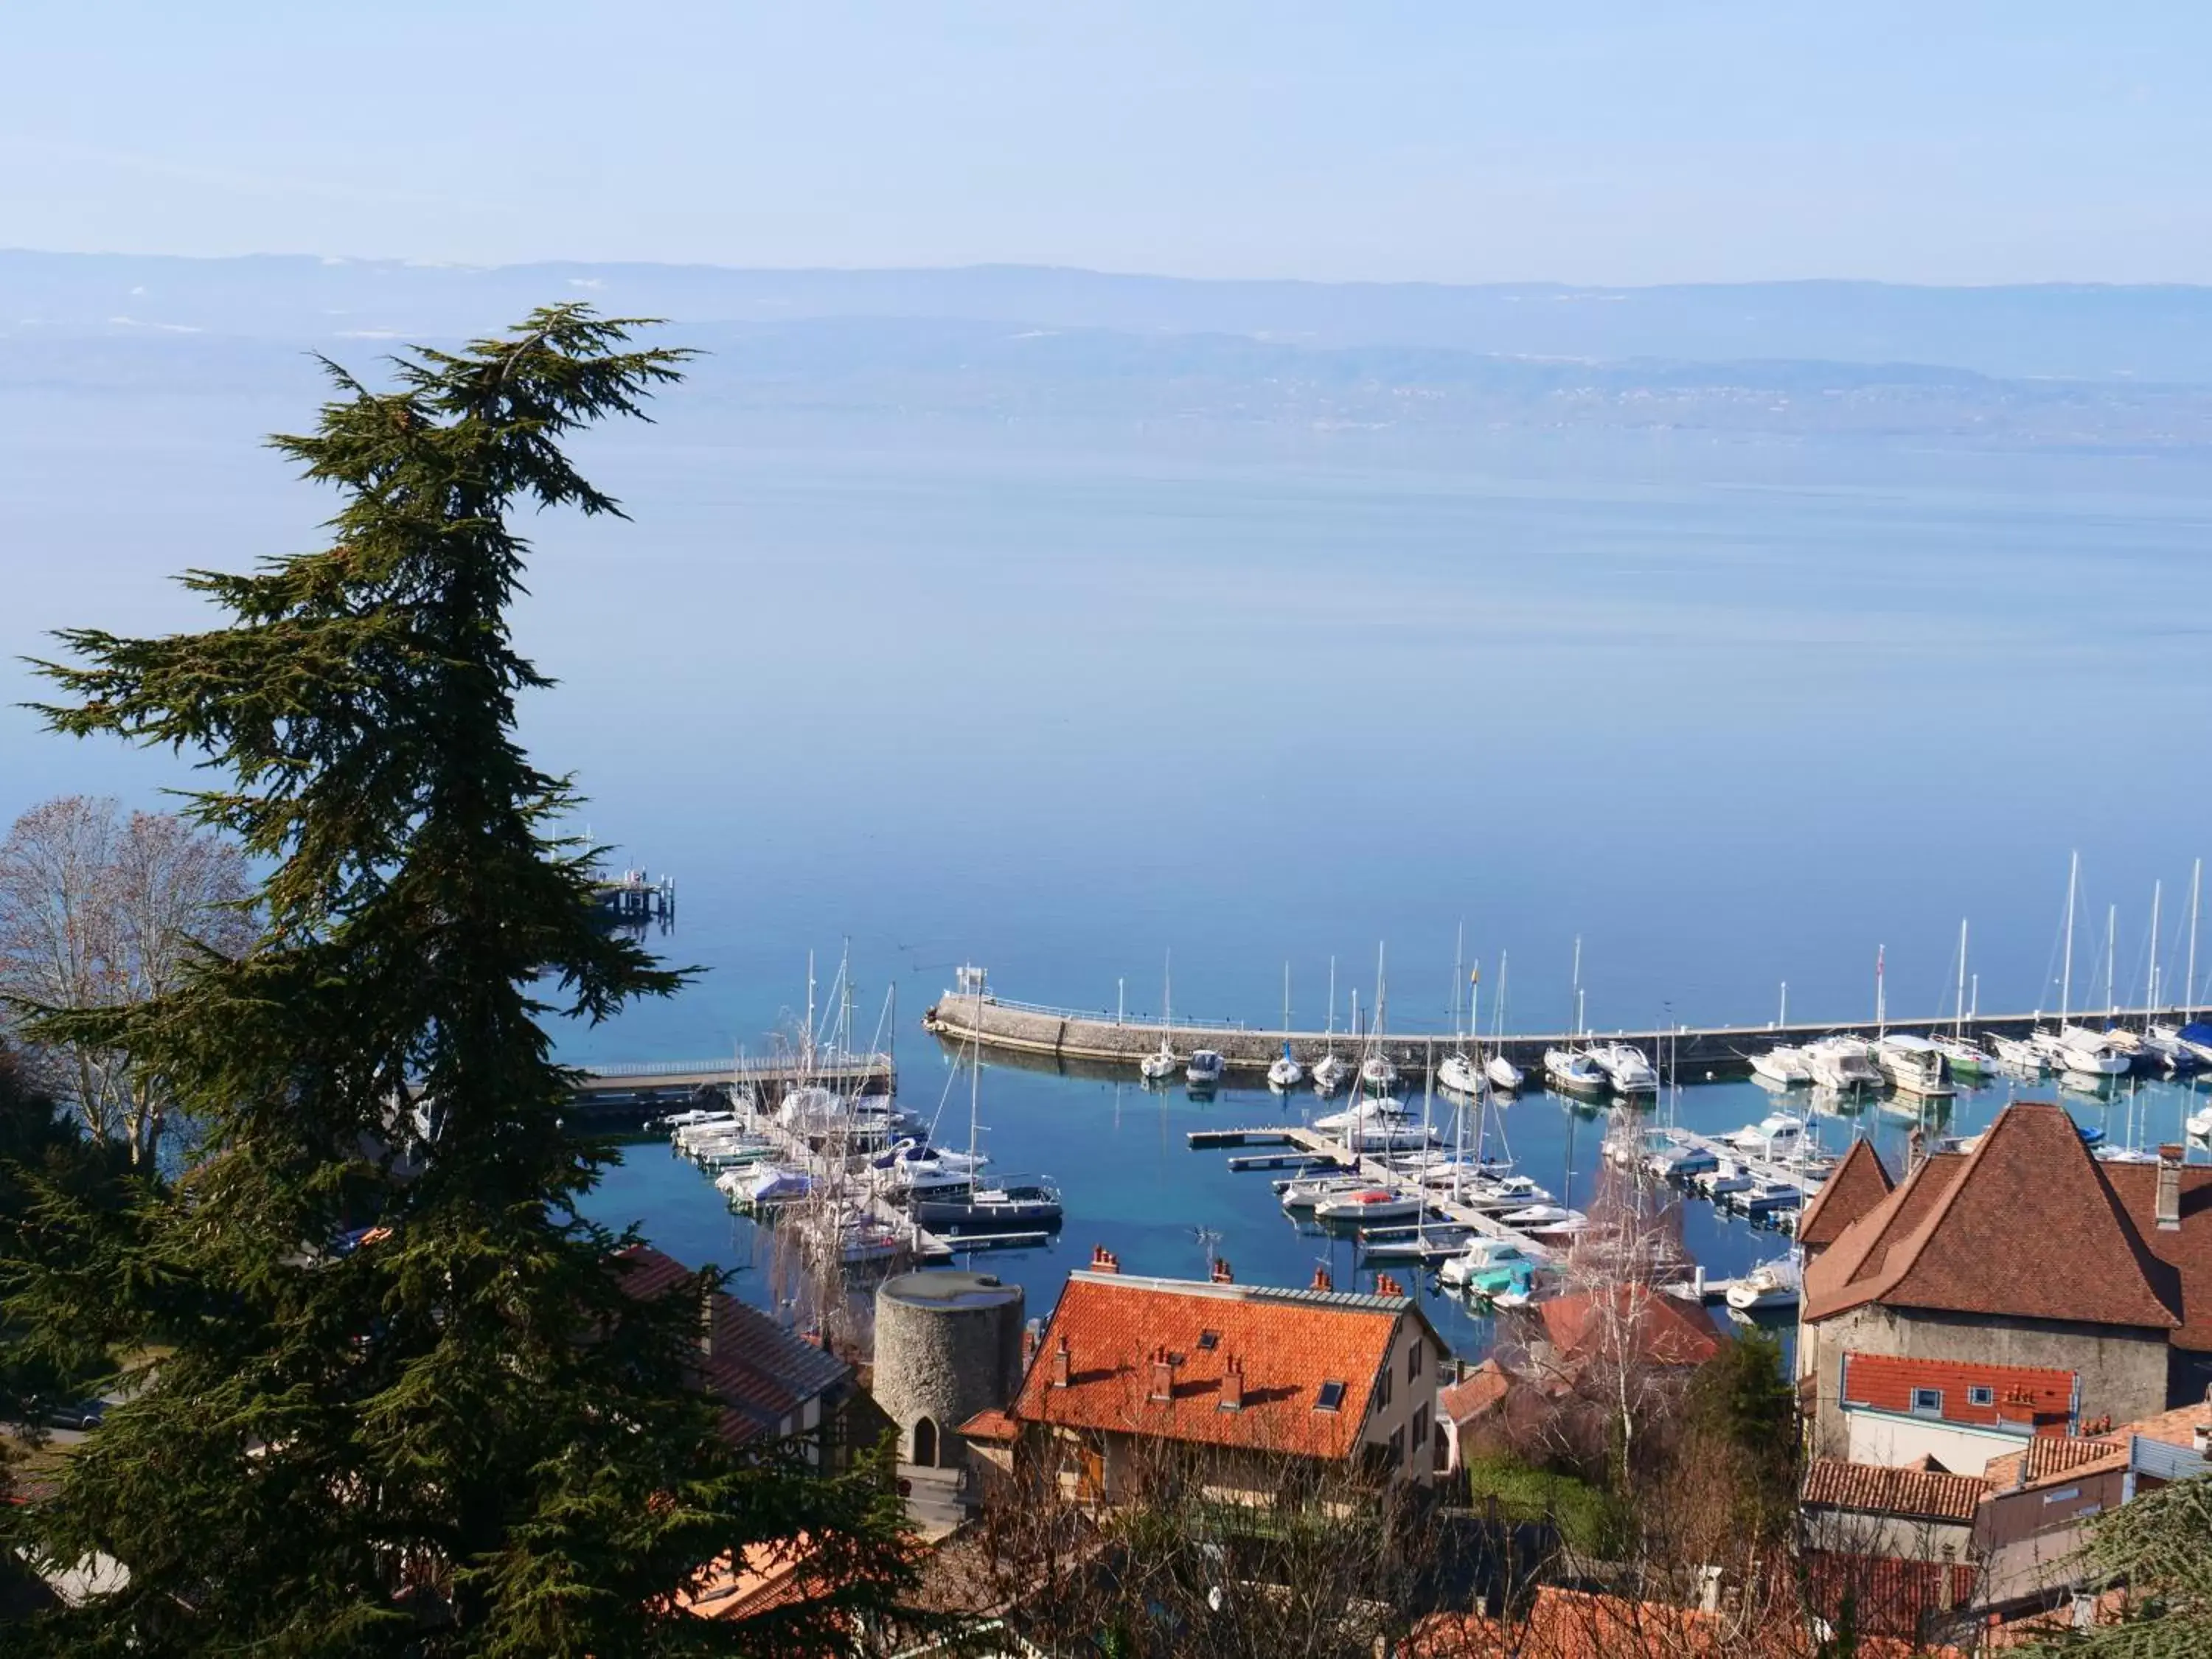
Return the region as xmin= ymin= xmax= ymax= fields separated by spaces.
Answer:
xmin=924 ymin=980 xmax=2194 ymax=1082
xmin=592 ymin=871 xmax=676 ymax=926
xmin=568 ymin=1052 xmax=894 ymax=1120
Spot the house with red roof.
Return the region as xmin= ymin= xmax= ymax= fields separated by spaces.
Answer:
xmin=980 ymin=1250 xmax=1448 ymax=1503
xmin=1796 ymin=1104 xmax=2212 ymax=1455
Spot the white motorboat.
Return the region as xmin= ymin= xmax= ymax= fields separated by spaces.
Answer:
xmin=1313 ymin=1186 xmax=1425 ymax=1225
xmin=1314 ymin=1095 xmax=1408 ymax=1133
xmin=2188 ymin=1104 xmax=2212 ymax=1141
xmin=1806 ymin=1035 xmax=1883 ymax=1091
xmin=1725 ymin=1256 xmax=1803 ymax=1312
xmin=1486 ymin=1054 xmax=1524 ymax=1093
xmin=1589 ymin=1042 xmax=1658 ymax=1094
xmin=1438 ymin=1237 xmax=1535 ymax=1289
xmin=1311 ymin=1051 xmax=1352 ymax=1096
xmin=1186 ymin=1048 xmax=1227 ymax=1088
xmin=2056 ymin=1026 xmax=2131 ymax=1078
xmin=741 ymin=1165 xmax=816 ymax=1206
xmin=1734 ymin=1179 xmax=1806 ymax=1215
xmin=1990 ymin=1033 xmax=2045 ymax=1071
xmin=1438 ymin=1051 xmax=1486 ymax=1099
xmin=1877 ymin=1034 xmax=1955 ymax=1099
xmin=1267 ymin=1043 xmax=1305 ymax=1093
xmin=1278 ymin=1174 xmax=1368 ymax=1211
xmin=663 ymin=1106 xmax=738 ymax=1130
xmin=1749 ymin=1046 xmax=1813 ymax=1088
xmin=1500 ymin=1203 xmax=1579 ymax=1230
xmin=2142 ymin=1026 xmax=2200 ymax=1072
xmin=1722 ymin=1112 xmax=1807 ymax=1162
xmin=1544 ymin=1047 xmax=1607 ymax=1094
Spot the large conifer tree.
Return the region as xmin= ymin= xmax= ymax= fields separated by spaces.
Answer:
xmin=7 ymin=309 xmax=911 ymax=1655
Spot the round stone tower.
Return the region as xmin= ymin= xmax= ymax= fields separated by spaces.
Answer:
xmin=873 ymin=1269 xmax=1026 ymax=1472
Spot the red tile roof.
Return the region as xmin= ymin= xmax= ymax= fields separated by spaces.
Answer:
xmin=1404 ymin=1585 xmax=1964 ymax=1658
xmin=955 ymin=1408 xmax=1018 ymax=1444
xmin=1439 ymin=1361 xmax=1512 ymax=1425
xmin=1801 ymin=1458 xmax=1991 ymax=1523
xmin=1801 ymin=1552 xmax=1980 ymax=1642
xmin=613 ymin=1244 xmax=852 ymax=1448
xmin=1798 ymin=1137 xmax=1894 ymax=1249
xmin=2098 ymin=1161 xmax=2212 ymax=1350
xmin=1841 ymin=1352 xmax=2076 ymax=1431
xmin=1801 ymin=1104 xmax=2182 ymax=1331
xmin=1983 ymin=1399 xmax=2212 ymax=1490
xmin=1534 ymin=1284 xmax=1722 ymax=1370
xmin=1011 ymin=1269 xmax=1434 ymax=1461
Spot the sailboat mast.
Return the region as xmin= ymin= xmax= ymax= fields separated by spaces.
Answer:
xmin=1326 ymin=956 xmax=1337 ymax=1046
xmin=2191 ymin=858 xmax=2204 ymax=1020
xmin=1453 ymin=922 xmax=1464 ymax=1040
xmin=1282 ymin=961 xmax=1292 ymax=1037
xmin=1957 ymin=919 xmax=1969 ymax=1039
xmin=1779 ymin=980 xmax=1788 ymax=1029
xmin=2062 ymin=852 xmax=2078 ymax=1023
xmin=1569 ymin=935 xmax=1582 ymax=1037
xmin=2107 ymin=903 xmax=2118 ymax=1023
xmin=1496 ymin=950 xmax=1509 ymax=1039
xmin=1876 ymin=945 xmax=1886 ymax=1037
xmin=2151 ymin=881 xmax=2163 ymax=1023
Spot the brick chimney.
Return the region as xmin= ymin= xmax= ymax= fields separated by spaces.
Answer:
xmin=1311 ymin=1265 xmax=1333 ymax=1293
xmin=2157 ymin=1145 xmax=2184 ymax=1232
xmin=1375 ymin=1272 xmax=1405 ymax=1299
xmin=1051 ymin=1334 xmax=1071 ymax=1389
xmin=1219 ymin=1354 xmax=1245 ymax=1411
xmin=1149 ymin=1345 xmax=1177 ymax=1402
xmin=1089 ymin=1244 xmax=1120 ymax=1274
xmin=1210 ymin=1256 xmax=1234 ymax=1284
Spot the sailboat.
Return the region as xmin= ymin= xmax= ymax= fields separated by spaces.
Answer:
xmin=1138 ymin=953 xmax=1178 ymax=1082
xmin=1927 ymin=919 xmax=1996 ymax=1079
xmin=1359 ymin=948 xmax=1399 ymax=1093
xmin=1485 ymin=950 xmax=1525 ymax=1092
xmin=908 ymin=1037 xmax=1062 ymax=1230
xmin=1311 ymin=955 xmax=1351 ymax=1096
xmin=1267 ymin=962 xmax=1304 ymax=1092
xmin=1439 ymin=956 xmax=1492 ymax=1100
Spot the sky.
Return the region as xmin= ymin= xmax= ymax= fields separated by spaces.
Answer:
xmin=4 ymin=4 xmax=2208 ymax=286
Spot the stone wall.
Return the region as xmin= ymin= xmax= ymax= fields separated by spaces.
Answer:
xmin=872 ymin=1271 xmax=1026 ymax=1475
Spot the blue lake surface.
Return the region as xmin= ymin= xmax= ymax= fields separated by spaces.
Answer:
xmin=5 ymin=394 xmax=2212 ymax=1358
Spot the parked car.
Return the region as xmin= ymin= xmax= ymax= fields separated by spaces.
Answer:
xmin=41 ymin=1397 xmax=107 ymax=1431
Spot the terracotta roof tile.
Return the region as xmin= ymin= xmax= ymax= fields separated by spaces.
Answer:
xmin=1983 ymin=1400 xmax=2212 ymax=1489
xmin=1801 ymin=1551 xmax=1980 ymax=1642
xmin=1439 ymin=1361 xmax=1512 ymax=1425
xmin=1012 ymin=1270 xmax=1433 ymax=1461
xmin=1801 ymin=1458 xmax=1990 ymax=1523
xmin=955 ymin=1407 xmax=1018 ymax=1444
xmin=1404 ymin=1585 xmax=1963 ymax=1658
xmin=2098 ymin=1161 xmax=2212 ymax=1350
xmin=1535 ymin=1285 xmax=1722 ymax=1369
xmin=1802 ymin=1104 xmax=2181 ymax=1330
xmin=1798 ymin=1137 xmax=1894 ymax=1248
xmin=1841 ymin=1352 xmax=2076 ymax=1430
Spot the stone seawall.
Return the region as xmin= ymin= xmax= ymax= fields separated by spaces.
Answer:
xmin=921 ymin=991 xmax=2148 ymax=1082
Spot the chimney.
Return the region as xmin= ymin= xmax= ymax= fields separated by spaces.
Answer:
xmin=1089 ymin=1244 xmax=1119 ymax=1274
xmin=1220 ymin=1354 xmax=1244 ymax=1411
xmin=1022 ymin=1316 xmax=1043 ymax=1372
xmin=1149 ymin=1345 xmax=1177 ymax=1403
xmin=1051 ymin=1334 xmax=1071 ymax=1389
xmin=2157 ymin=1145 xmax=2184 ymax=1232
xmin=2193 ymin=1422 xmax=2209 ymax=1456
xmin=1210 ymin=1256 xmax=1234 ymax=1284
xmin=1375 ymin=1272 xmax=1405 ymax=1299
xmin=1311 ymin=1265 xmax=1333 ymax=1293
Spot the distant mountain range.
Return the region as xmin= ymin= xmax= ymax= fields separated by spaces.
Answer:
xmin=6 ymin=251 xmax=2212 ymax=451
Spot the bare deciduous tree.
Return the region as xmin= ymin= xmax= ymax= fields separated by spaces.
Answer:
xmin=0 ymin=795 xmax=252 ymax=1166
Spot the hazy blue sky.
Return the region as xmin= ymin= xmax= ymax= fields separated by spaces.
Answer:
xmin=5 ymin=4 xmax=2208 ymax=283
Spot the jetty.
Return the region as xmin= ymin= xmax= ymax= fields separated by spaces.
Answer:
xmin=924 ymin=975 xmax=2194 ymax=1083
xmin=568 ymin=1052 xmax=894 ymax=1119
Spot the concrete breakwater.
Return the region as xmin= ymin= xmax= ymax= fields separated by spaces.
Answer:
xmin=922 ymin=989 xmax=2184 ymax=1081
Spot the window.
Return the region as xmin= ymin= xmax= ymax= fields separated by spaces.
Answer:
xmin=1409 ymin=1341 xmax=1423 ymax=1381
xmin=2043 ymin=1486 xmax=2081 ymax=1505
xmin=1375 ymin=1366 xmax=1393 ymax=1411
xmin=1413 ymin=1404 xmax=1430 ymax=1463
xmin=1197 ymin=1330 xmax=1220 ymax=1352
xmin=1910 ymin=1388 xmax=1944 ymax=1417
xmin=1968 ymin=1385 xmax=1994 ymax=1408
xmin=1314 ymin=1380 xmax=1346 ymax=1413
xmin=1388 ymin=1426 xmax=1405 ymax=1468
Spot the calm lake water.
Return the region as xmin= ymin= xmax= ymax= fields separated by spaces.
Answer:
xmin=6 ymin=392 xmax=2212 ymax=1356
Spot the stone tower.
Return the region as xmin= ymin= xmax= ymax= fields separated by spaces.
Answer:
xmin=872 ymin=1269 xmax=1026 ymax=1474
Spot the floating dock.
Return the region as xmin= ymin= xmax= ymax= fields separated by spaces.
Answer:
xmin=568 ymin=1052 xmax=894 ymax=1119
